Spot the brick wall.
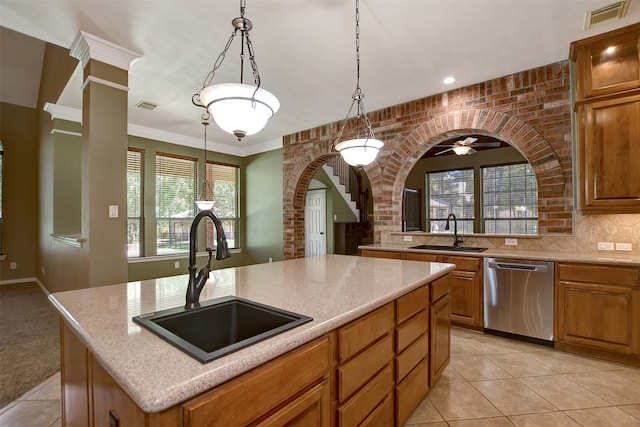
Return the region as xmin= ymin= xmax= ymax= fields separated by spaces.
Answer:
xmin=283 ymin=60 xmax=573 ymax=259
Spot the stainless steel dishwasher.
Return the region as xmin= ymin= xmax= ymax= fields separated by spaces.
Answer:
xmin=483 ymin=258 xmax=554 ymax=342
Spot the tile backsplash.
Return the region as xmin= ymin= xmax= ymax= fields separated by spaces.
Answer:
xmin=383 ymin=212 xmax=640 ymax=257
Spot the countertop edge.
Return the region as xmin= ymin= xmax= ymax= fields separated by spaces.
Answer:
xmin=359 ymin=244 xmax=640 ymax=266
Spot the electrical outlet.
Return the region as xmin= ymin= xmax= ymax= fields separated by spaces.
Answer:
xmin=174 ymin=261 xmax=180 ymax=269
xmin=616 ymin=242 xmax=632 ymax=251
xmin=505 ymin=238 xmax=518 ymax=246
xmin=10 ymin=262 xmax=17 ymax=269
xmin=268 ymin=257 xmax=273 ymax=263
xmin=41 ymin=266 xmax=46 ymax=276
xmin=597 ymin=242 xmax=614 ymax=251
xmin=403 ymin=235 xmax=413 ymax=242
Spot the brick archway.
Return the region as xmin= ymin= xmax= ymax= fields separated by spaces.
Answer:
xmin=371 ymin=109 xmax=571 ymax=243
xmin=283 ymin=61 xmax=573 ymax=259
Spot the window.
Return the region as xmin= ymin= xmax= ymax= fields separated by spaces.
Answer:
xmin=426 ymin=162 xmax=538 ymax=235
xmin=206 ymin=162 xmax=239 ymax=249
xmin=0 ymin=141 xmax=3 ymax=255
xmin=127 ymin=149 xmax=144 ymax=257
xmin=427 ymin=169 xmax=475 ymax=233
xmin=483 ymin=163 xmax=537 ymax=234
xmin=156 ymin=154 xmax=196 ymax=254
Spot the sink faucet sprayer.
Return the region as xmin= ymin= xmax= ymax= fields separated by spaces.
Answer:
xmin=186 ymin=210 xmax=231 ymax=309
xmin=445 ymin=213 xmax=464 ymax=248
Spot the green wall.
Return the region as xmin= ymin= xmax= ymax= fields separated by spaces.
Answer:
xmin=243 ymin=149 xmax=285 ymax=264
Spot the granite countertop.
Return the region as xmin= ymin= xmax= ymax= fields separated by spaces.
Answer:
xmin=49 ymin=254 xmax=454 ymax=413
xmin=360 ymin=244 xmax=640 ymax=267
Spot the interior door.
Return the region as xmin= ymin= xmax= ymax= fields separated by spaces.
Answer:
xmin=305 ymin=189 xmax=326 ymax=256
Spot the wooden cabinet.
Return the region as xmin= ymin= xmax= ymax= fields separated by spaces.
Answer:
xmin=576 ymin=94 xmax=640 ymax=211
xmin=429 ymin=275 xmax=451 ymax=385
xmin=571 ymin=23 xmax=640 ymax=100
xmin=571 ymin=23 xmax=640 ymax=213
xmin=395 ymin=286 xmax=430 ymax=426
xmin=336 ymin=303 xmax=395 ymax=427
xmin=183 ymin=337 xmax=330 ymax=427
xmin=377 ymin=250 xmax=483 ymax=330
xmin=555 ymin=263 xmax=640 ymax=366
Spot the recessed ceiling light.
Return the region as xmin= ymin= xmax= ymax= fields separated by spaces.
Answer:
xmin=443 ymin=76 xmax=456 ymax=85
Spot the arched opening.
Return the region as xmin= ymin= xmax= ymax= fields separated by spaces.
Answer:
xmin=404 ymin=134 xmax=539 ymax=235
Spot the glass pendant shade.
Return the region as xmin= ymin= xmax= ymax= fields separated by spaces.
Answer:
xmin=200 ymin=83 xmax=280 ymax=140
xmin=195 ymin=198 xmax=214 ymax=211
xmin=334 ymin=138 xmax=384 ymax=167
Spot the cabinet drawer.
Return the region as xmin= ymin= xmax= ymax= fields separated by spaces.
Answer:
xmin=430 ymin=275 xmax=451 ymax=302
xmin=338 ymin=334 xmax=393 ymax=402
xmin=183 ymin=337 xmax=329 ymax=427
xmin=396 ymin=332 xmax=428 ymax=382
xmin=360 ymin=393 xmax=394 ymax=427
xmin=396 ymin=285 xmax=429 ymax=324
xmin=404 ymin=252 xmax=439 ymax=262
xmin=361 ymin=249 xmax=402 ymax=259
xmin=395 ymin=358 xmax=429 ymax=427
xmin=338 ymin=364 xmax=393 ymax=427
xmin=441 ymin=255 xmax=481 ymax=272
xmin=396 ymin=310 xmax=429 ymax=353
xmin=558 ymin=263 xmax=640 ymax=287
xmin=338 ymin=303 xmax=394 ymax=362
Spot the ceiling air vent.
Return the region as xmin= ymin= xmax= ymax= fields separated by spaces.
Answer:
xmin=584 ymin=1 xmax=628 ymax=29
xmin=135 ymin=101 xmax=158 ymax=111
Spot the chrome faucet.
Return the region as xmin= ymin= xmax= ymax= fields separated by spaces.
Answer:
xmin=445 ymin=213 xmax=464 ymax=248
xmin=185 ymin=210 xmax=231 ymax=309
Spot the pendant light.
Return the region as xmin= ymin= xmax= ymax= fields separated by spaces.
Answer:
xmin=192 ymin=0 xmax=279 ymax=141
xmin=195 ymin=121 xmax=215 ymax=211
xmin=332 ymin=0 xmax=384 ymax=167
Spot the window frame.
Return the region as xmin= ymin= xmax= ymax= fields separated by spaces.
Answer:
xmin=155 ymin=152 xmax=197 ymax=255
xmin=425 ymin=161 xmax=538 ymax=236
xmin=205 ymin=161 xmax=240 ymax=250
xmin=127 ymin=148 xmax=144 ymax=258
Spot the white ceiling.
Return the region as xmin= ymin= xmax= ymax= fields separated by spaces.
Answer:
xmin=1 ymin=0 xmax=639 ymax=156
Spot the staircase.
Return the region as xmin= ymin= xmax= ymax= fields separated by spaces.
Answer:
xmin=324 ymin=157 xmax=374 ymax=254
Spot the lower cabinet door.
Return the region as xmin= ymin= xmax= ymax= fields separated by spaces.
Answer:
xmin=430 ymin=292 xmax=451 ymax=386
xmin=395 ymin=358 xmax=429 ymax=426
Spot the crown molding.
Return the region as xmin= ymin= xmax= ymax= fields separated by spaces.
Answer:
xmin=70 ymin=31 xmax=142 ymax=70
xmin=43 ymin=102 xmax=82 ymax=122
xmin=41 ymin=103 xmax=281 ymax=157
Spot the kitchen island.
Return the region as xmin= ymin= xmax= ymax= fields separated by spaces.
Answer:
xmin=50 ymin=254 xmax=455 ymax=426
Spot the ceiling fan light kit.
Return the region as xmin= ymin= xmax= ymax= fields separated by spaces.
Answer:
xmin=192 ymin=0 xmax=279 ymax=141
xmin=332 ymin=0 xmax=384 ymax=167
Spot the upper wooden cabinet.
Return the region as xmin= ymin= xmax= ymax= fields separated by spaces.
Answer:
xmin=571 ymin=23 xmax=640 ymax=100
xmin=571 ymin=23 xmax=640 ymax=213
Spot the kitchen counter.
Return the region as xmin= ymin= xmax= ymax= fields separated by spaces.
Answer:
xmin=49 ymin=254 xmax=454 ymax=413
xmin=360 ymin=243 xmax=640 ymax=266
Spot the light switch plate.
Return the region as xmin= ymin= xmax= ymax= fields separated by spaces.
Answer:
xmin=403 ymin=235 xmax=413 ymax=242
xmin=108 ymin=205 xmax=119 ymax=218
xmin=597 ymin=242 xmax=614 ymax=251
xmin=505 ymin=238 xmax=518 ymax=246
xmin=616 ymin=242 xmax=632 ymax=251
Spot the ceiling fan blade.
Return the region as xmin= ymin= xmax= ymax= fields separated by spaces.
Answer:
xmin=434 ymin=148 xmax=453 ymax=155
xmin=457 ymin=137 xmax=478 ymax=146
xmin=473 ymin=142 xmax=501 ymax=148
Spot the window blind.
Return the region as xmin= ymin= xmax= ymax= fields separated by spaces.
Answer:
xmin=127 ymin=149 xmax=144 ymax=257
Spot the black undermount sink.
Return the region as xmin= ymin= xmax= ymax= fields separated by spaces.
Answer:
xmin=133 ymin=296 xmax=313 ymax=363
xmin=410 ymin=244 xmax=488 ymax=253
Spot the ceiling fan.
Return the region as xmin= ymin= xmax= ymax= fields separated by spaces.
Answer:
xmin=434 ymin=137 xmax=501 ymax=156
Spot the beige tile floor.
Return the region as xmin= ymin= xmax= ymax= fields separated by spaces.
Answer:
xmin=1 ymin=328 xmax=639 ymax=426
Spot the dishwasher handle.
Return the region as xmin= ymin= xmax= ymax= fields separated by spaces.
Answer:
xmin=487 ymin=261 xmax=549 ymax=273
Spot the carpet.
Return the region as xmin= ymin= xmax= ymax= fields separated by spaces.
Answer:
xmin=0 ymin=282 xmax=60 ymax=409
